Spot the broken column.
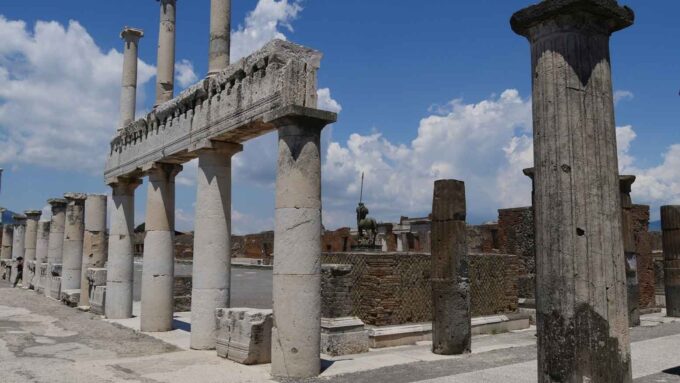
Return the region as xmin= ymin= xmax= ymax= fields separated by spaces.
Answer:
xmin=141 ymin=163 xmax=182 ymax=332
xmin=79 ymin=194 xmax=108 ymax=308
xmin=34 ymin=220 xmax=50 ymax=293
xmin=11 ymin=216 xmax=26 ymax=286
xmin=190 ymin=142 xmax=242 ymax=349
xmin=106 ymin=178 xmax=142 ymax=319
xmin=1 ymin=223 xmax=13 ymax=280
xmin=662 ymin=206 xmax=680 ymax=317
xmin=620 ymin=176 xmax=640 ymax=326
xmin=155 ymin=0 xmax=176 ymax=105
xmin=22 ymin=210 xmax=42 ymax=289
xmin=208 ymin=0 xmax=231 ymax=75
xmin=61 ymin=193 xmax=87 ymax=299
xmin=512 ymin=1 xmax=634 ymax=381
xmin=431 ymin=180 xmax=470 ymax=355
xmin=216 ymin=308 xmax=273 ymax=365
xmin=47 ymin=198 xmax=67 ymax=298
xmin=119 ymin=27 xmax=144 ymax=129
xmin=271 ymin=118 xmax=330 ymax=379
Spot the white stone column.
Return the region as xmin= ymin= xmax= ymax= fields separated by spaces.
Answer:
xmin=155 ymin=0 xmax=176 ymax=106
xmin=22 ymin=210 xmax=41 ymax=289
xmin=106 ymin=178 xmax=142 ymax=319
xmin=1 ymin=224 xmax=13 ymax=261
xmin=79 ymin=194 xmax=108 ymax=307
xmin=61 ymin=193 xmax=87 ymax=291
xmin=119 ymin=27 xmax=144 ymax=129
xmin=190 ymin=142 xmax=242 ymax=349
xmin=141 ymin=163 xmax=182 ymax=332
xmin=11 ymin=216 xmax=26 ymax=286
xmin=33 ymin=220 xmax=50 ymax=290
xmin=208 ymin=0 xmax=231 ymax=75
xmin=271 ymin=122 xmax=325 ymax=379
xmin=47 ymin=199 xmax=67 ymax=270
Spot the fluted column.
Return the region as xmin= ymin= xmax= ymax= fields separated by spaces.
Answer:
xmin=33 ymin=220 xmax=50 ymax=291
xmin=22 ymin=210 xmax=41 ymax=289
xmin=620 ymin=175 xmax=639 ymax=327
xmin=79 ymin=194 xmax=108 ymax=307
xmin=62 ymin=193 xmax=87 ymax=291
xmin=1 ymin=224 xmax=12 ymax=261
xmin=11 ymin=216 xmax=26 ymax=286
xmin=190 ymin=142 xmax=242 ymax=349
xmin=208 ymin=0 xmax=231 ymax=75
xmin=119 ymin=27 xmax=144 ymax=129
xmin=141 ymin=163 xmax=182 ymax=332
xmin=512 ymin=1 xmax=634 ymax=381
xmin=106 ymin=178 xmax=142 ymax=319
xmin=662 ymin=206 xmax=680 ymax=317
xmin=155 ymin=0 xmax=177 ymax=105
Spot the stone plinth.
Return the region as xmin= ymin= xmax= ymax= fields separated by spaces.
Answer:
xmin=87 ymin=268 xmax=108 ymax=313
xmin=662 ymin=206 xmax=680 ymax=317
xmin=62 ymin=193 xmax=86 ymax=292
xmin=48 ymin=268 xmax=62 ymax=301
xmin=321 ymin=317 xmax=369 ymax=357
xmin=90 ymin=286 xmax=107 ymax=315
xmin=216 ymin=308 xmax=273 ymax=365
xmin=512 ymin=1 xmax=635 ymax=381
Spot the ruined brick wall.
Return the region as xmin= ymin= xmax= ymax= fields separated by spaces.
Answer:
xmin=321 ymin=252 xmax=519 ymax=326
xmin=174 ymin=275 xmax=192 ymax=312
xmin=467 ymin=224 xmax=499 ymax=253
xmin=322 ymin=228 xmax=355 ymax=253
xmin=321 ymin=264 xmax=354 ymax=318
xmin=632 ymin=205 xmax=656 ymax=309
xmin=497 ymin=207 xmax=535 ymax=299
xmin=174 ymin=233 xmax=194 ymax=259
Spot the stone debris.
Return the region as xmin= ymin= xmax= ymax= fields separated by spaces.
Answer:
xmin=216 ymin=308 xmax=273 ymax=365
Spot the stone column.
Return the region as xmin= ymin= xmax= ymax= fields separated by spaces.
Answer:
xmin=22 ymin=210 xmax=41 ymax=289
xmin=33 ymin=220 xmax=50 ymax=291
xmin=79 ymin=194 xmax=108 ymax=307
xmin=208 ymin=0 xmax=231 ymax=75
xmin=620 ymin=176 xmax=640 ymax=326
xmin=155 ymin=0 xmax=176 ymax=105
xmin=662 ymin=206 xmax=680 ymax=317
xmin=1 ymin=224 xmax=13 ymax=261
xmin=61 ymin=193 xmax=87 ymax=292
xmin=11 ymin=216 xmax=26 ymax=286
xmin=119 ymin=27 xmax=144 ymax=129
xmin=271 ymin=120 xmax=326 ymax=379
xmin=106 ymin=178 xmax=142 ymax=319
xmin=511 ymin=2 xmax=634 ymax=382
xmin=47 ymin=199 xmax=67 ymax=269
xmin=190 ymin=142 xmax=242 ymax=349
xmin=431 ymin=180 xmax=470 ymax=355
xmin=141 ymin=163 xmax=182 ymax=332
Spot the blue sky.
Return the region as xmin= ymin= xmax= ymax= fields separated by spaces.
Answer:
xmin=0 ymin=0 xmax=678 ymax=233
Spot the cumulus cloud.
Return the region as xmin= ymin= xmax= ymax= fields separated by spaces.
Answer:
xmin=175 ymin=59 xmax=198 ymax=89
xmin=0 ymin=17 xmax=156 ymax=173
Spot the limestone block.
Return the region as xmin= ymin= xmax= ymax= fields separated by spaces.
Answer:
xmin=48 ymin=276 xmax=62 ymax=300
xmin=90 ymin=286 xmax=107 ymax=315
xmin=60 ymin=289 xmax=80 ymax=307
xmin=87 ymin=268 xmax=108 ymax=287
xmin=36 ymin=263 xmax=49 ymax=294
xmin=321 ymin=317 xmax=369 ymax=357
xmin=216 ymin=308 xmax=273 ymax=365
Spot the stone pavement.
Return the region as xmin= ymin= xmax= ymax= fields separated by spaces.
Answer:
xmin=2 ymin=281 xmax=680 ymax=382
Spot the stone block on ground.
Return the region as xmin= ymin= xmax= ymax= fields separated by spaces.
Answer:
xmin=321 ymin=317 xmax=370 ymax=356
xmin=90 ymin=286 xmax=106 ymax=315
xmin=86 ymin=268 xmax=107 ymax=287
xmin=216 ymin=308 xmax=273 ymax=365
xmin=60 ymin=289 xmax=81 ymax=307
xmin=48 ymin=276 xmax=62 ymax=300
xmin=36 ymin=263 xmax=49 ymax=294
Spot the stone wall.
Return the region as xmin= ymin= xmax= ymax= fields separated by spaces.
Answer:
xmin=173 ymin=275 xmax=192 ymax=312
xmin=632 ymin=205 xmax=656 ymax=309
xmin=320 ymin=252 xmax=519 ymax=326
xmin=497 ymin=207 xmax=535 ymax=299
xmin=322 ymin=228 xmax=355 ymax=253
xmin=467 ymin=223 xmax=499 ymax=253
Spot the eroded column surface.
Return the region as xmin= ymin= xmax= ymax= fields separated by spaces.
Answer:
xmin=620 ymin=176 xmax=640 ymax=327
xmin=61 ymin=193 xmax=86 ymax=291
xmin=191 ymin=142 xmax=242 ymax=349
xmin=33 ymin=220 xmax=50 ymax=290
xmin=155 ymin=0 xmax=176 ymax=105
xmin=106 ymin=178 xmax=141 ymax=319
xmin=662 ymin=206 xmax=680 ymax=317
xmin=511 ymin=1 xmax=634 ymax=382
xmin=431 ymin=180 xmax=470 ymax=355
xmin=47 ymin=199 xmax=67 ymax=271
xmin=1 ymin=224 xmax=13 ymax=261
xmin=208 ymin=0 xmax=231 ymax=75
xmin=11 ymin=216 xmax=27 ymax=286
xmin=119 ymin=27 xmax=144 ymax=129
xmin=141 ymin=163 xmax=182 ymax=332
xmin=80 ymin=194 xmax=108 ymax=307
xmin=271 ymin=121 xmax=326 ymax=379
xmin=22 ymin=210 xmax=41 ymax=289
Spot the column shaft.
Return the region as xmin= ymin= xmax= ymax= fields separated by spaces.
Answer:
xmin=106 ymin=179 xmax=141 ymax=319
xmin=511 ymin=2 xmax=634 ymax=382
xmin=33 ymin=221 xmax=50 ymax=291
xmin=271 ymin=123 xmax=323 ymax=379
xmin=62 ymin=193 xmax=87 ymax=291
xmin=208 ymin=0 xmax=231 ymax=75
xmin=141 ymin=164 xmax=181 ymax=332
xmin=155 ymin=0 xmax=176 ymax=105
xmin=23 ymin=211 xmax=41 ymax=289
xmin=662 ymin=206 xmax=680 ymax=317
xmin=80 ymin=194 xmax=108 ymax=307
xmin=620 ymin=176 xmax=640 ymax=327
xmin=11 ymin=219 xmax=26 ymax=286
xmin=191 ymin=143 xmax=241 ymax=349
xmin=47 ymin=199 xmax=67 ymax=272
xmin=1 ymin=225 xmax=13 ymax=261
xmin=119 ymin=28 xmax=144 ymax=129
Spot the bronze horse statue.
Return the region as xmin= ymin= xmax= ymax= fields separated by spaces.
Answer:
xmin=357 ymin=202 xmax=377 ymax=246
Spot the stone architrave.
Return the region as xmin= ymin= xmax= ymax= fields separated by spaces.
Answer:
xmin=216 ymin=308 xmax=273 ymax=365
xmin=155 ymin=0 xmax=177 ymax=105
xmin=22 ymin=210 xmax=42 ymax=289
xmin=34 ymin=221 xmax=50 ymax=293
xmin=80 ymin=194 xmax=108 ymax=307
xmin=61 ymin=193 xmax=87 ymax=292
xmin=208 ymin=0 xmax=231 ymax=75
xmin=10 ymin=216 xmax=27 ymax=286
xmin=662 ymin=206 xmax=680 ymax=317
xmin=512 ymin=1 xmax=635 ymax=381
xmin=620 ymin=176 xmax=640 ymax=326
xmin=119 ymin=27 xmax=144 ymax=129
xmin=431 ymin=180 xmax=470 ymax=355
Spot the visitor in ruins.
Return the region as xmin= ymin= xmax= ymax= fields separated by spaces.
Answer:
xmin=13 ymin=256 xmax=23 ymax=287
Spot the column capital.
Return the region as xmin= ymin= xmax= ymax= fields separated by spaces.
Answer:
xmin=511 ymin=0 xmax=634 ymax=38
xmin=156 ymin=0 xmax=177 ymax=4
xmin=64 ymin=192 xmax=88 ymax=204
xmin=619 ymin=175 xmax=636 ymax=194
xmin=121 ymin=27 xmax=144 ymax=42
xmin=12 ymin=214 xmax=27 ymax=224
xmin=142 ymin=162 xmax=183 ymax=179
xmin=108 ymin=177 xmax=143 ymax=196
xmin=189 ymin=140 xmax=243 ymax=156
xmin=24 ymin=210 xmax=42 ymax=220
xmin=48 ymin=198 xmax=68 ymax=209
xmin=265 ymin=105 xmax=337 ymax=131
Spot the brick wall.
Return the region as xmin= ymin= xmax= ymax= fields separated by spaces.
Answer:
xmin=173 ymin=275 xmax=192 ymax=312
xmin=632 ymin=204 xmax=656 ymax=309
xmin=322 ymin=228 xmax=355 ymax=253
xmin=321 ymin=264 xmax=354 ymax=318
xmin=467 ymin=224 xmax=499 ymax=253
xmin=497 ymin=207 xmax=535 ymax=299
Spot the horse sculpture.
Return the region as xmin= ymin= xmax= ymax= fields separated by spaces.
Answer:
xmin=357 ymin=202 xmax=377 ymax=246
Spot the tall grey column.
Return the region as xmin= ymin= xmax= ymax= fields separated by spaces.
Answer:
xmin=1 ymin=224 xmax=13 ymax=261
xmin=61 ymin=193 xmax=86 ymax=291
xmin=190 ymin=142 xmax=242 ymax=349
xmin=79 ymin=194 xmax=108 ymax=307
xmin=11 ymin=216 xmax=26 ymax=286
xmin=22 ymin=210 xmax=41 ymax=289
xmin=662 ymin=206 xmax=680 ymax=317
xmin=620 ymin=176 xmax=640 ymax=327
xmin=106 ymin=178 xmax=142 ymax=319
xmin=141 ymin=163 xmax=182 ymax=332
xmin=512 ymin=2 xmax=634 ymax=382
xmin=431 ymin=180 xmax=470 ymax=355
xmin=155 ymin=0 xmax=176 ymax=105
xmin=47 ymin=199 xmax=67 ymax=268
xmin=208 ymin=0 xmax=231 ymax=75
xmin=119 ymin=27 xmax=144 ymax=129
xmin=271 ymin=120 xmax=327 ymax=379
xmin=33 ymin=220 xmax=50 ymax=290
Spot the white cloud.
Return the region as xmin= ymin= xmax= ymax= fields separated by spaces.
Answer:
xmin=0 ymin=17 xmax=156 ymax=173
xmin=614 ymin=90 xmax=634 ymax=105
xmin=175 ymin=59 xmax=197 ymax=89
xmin=317 ymin=88 xmax=342 ymax=113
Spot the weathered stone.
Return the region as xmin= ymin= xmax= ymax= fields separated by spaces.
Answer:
xmin=216 ymin=308 xmax=273 ymax=365
xmin=61 ymin=193 xmax=86 ymax=293
xmin=1 ymin=224 xmax=13 ymax=262
xmin=46 ymin=198 xmax=67 ymax=296
xmin=33 ymin=221 xmax=50 ymax=290
xmin=321 ymin=317 xmax=369 ymax=356
xmin=662 ymin=206 xmax=680 ymax=317
xmin=11 ymin=217 xmax=27 ymax=286
xmin=208 ymin=0 xmax=231 ymax=75
xmin=620 ymin=176 xmax=640 ymax=327
xmin=512 ymin=1 xmax=634 ymax=381
xmin=80 ymin=194 xmax=107 ymax=307
xmin=155 ymin=0 xmax=176 ymax=105
xmin=22 ymin=210 xmax=41 ymax=289
xmin=90 ymin=285 xmax=107 ymax=315
xmin=48 ymin=275 xmax=62 ymax=301
xmin=87 ymin=268 xmax=108 ymax=287
xmin=119 ymin=27 xmax=144 ymax=129
xmin=36 ymin=263 xmax=48 ymax=294
xmin=60 ymin=289 xmax=80 ymax=307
